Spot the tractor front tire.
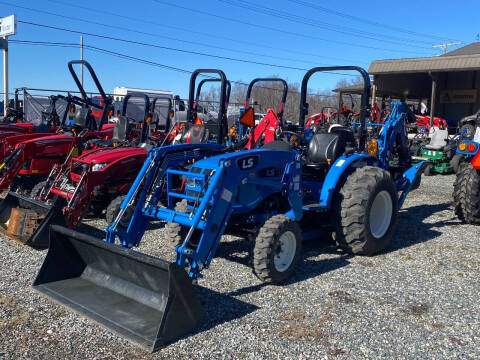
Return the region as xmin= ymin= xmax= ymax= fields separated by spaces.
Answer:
xmin=253 ymin=215 xmax=302 ymax=283
xmin=333 ymin=166 xmax=398 ymax=256
xmin=453 ymin=163 xmax=480 ymax=224
xmin=106 ymin=195 xmax=134 ymax=229
xmin=164 ymin=199 xmax=201 ymax=247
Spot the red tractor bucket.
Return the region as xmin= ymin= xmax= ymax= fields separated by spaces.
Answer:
xmin=0 ymin=192 xmax=65 ymax=248
xmin=33 ymin=225 xmax=205 ymax=351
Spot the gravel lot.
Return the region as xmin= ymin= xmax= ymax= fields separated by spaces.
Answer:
xmin=0 ymin=174 xmax=479 ymax=360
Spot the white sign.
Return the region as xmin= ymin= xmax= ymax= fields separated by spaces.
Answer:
xmin=0 ymin=15 xmax=17 ymax=37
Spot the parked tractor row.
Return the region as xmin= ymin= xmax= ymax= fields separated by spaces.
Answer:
xmin=0 ymin=60 xmax=478 ymax=353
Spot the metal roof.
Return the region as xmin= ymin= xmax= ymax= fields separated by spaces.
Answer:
xmin=369 ymin=53 xmax=480 ymax=75
xmin=443 ymin=42 xmax=480 ymax=56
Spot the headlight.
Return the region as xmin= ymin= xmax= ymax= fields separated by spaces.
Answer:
xmin=92 ymin=162 xmax=108 ymax=172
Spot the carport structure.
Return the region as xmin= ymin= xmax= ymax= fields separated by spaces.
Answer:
xmin=368 ymin=43 xmax=480 ymax=130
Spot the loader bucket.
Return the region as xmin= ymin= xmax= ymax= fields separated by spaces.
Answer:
xmin=0 ymin=192 xmax=65 ymax=248
xmin=33 ymin=225 xmax=205 ymax=351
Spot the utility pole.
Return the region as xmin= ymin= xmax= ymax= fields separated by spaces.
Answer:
xmin=0 ymin=15 xmax=17 ymax=116
xmin=80 ymin=35 xmax=84 ymax=87
xmin=432 ymin=41 xmax=463 ymax=55
xmin=3 ymin=36 xmax=7 ymax=116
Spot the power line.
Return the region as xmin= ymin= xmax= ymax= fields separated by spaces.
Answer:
xmin=150 ymin=0 xmax=430 ymax=56
xmin=219 ymin=0 xmax=434 ymax=47
xmin=43 ymin=0 xmax=368 ymax=65
xmin=9 ymin=39 xmax=341 ymax=99
xmin=17 ymin=20 xmax=359 ymax=76
xmin=286 ymin=0 xmax=461 ymax=42
xmin=5 ymin=1 xmax=354 ymax=68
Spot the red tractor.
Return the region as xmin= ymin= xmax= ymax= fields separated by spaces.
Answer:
xmin=0 ymin=60 xmax=115 ymax=196
xmin=0 ymin=94 xmax=74 ymax=161
xmin=453 ymin=139 xmax=480 ymax=224
xmin=0 ymin=70 xmax=230 ymax=247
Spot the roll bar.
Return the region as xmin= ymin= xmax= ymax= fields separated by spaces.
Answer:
xmin=68 ymin=60 xmax=112 ymax=130
xmin=195 ymin=79 xmax=232 ymax=109
xmin=187 ymin=69 xmax=228 ymax=144
xmin=245 ymin=78 xmax=288 ymax=125
xmin=151 ymin=95 xmax=173 ymax=132
xmin=121 ymin=92 xmax=151 ymax=143
xmin=299 ymin=66 xmax=370 ymax=149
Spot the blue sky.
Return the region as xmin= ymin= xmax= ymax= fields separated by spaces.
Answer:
xmin=0 ymin=0 xmax=479 ymax=98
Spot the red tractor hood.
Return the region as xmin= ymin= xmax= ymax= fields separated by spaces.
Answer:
xmin=77 ymin=147 xmax=147 ymax=164
xmin=19 ymin=134 xmax=73 ymax=146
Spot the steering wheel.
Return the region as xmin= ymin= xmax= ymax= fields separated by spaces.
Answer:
xmin=277 ymin=130 xmax=308 ymax=148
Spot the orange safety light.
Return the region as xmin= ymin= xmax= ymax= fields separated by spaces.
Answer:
xmin=194 ymin=118 xmax=203 ymax=125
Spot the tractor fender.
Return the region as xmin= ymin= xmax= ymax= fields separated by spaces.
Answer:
xmin=318 ymin=153 xmax=377 ymax=208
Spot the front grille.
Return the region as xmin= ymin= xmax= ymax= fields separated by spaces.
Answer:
xmin=72 ymin=161 xmax=87 ymax=175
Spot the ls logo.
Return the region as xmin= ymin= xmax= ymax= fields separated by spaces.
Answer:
xmin=237 ymin=155 xmax=259 ymax=170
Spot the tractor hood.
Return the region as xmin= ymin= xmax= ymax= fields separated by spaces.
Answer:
xmin=77 ymin=147 xmax=147 ymax=164
xmin=19 ymin=134 xmax=73 ymax=146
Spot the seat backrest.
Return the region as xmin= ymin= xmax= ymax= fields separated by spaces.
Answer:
xmin=184 ymin=123 xmax=208 ymax=143
xmin=307 ymin=128 xmax=355 ymax=165
xmin=329 ymin=125 xmax=356 ymax=145
xmin=245 ymin=109 xmax=280 ymax=150
xmin=113 ymin=116 xmax=129 ymax=141
xmin=426 ymin=126 xmax=448 ymax=149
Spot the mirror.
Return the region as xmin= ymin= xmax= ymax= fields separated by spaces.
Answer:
xmin=240 ymin=107 xmax=255 ymax=128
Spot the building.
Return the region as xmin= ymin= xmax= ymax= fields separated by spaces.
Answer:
xmin=368 ymin=42 xmax=480 ymax=129
xmin=113 ymin=86 xmax=173 ymax=102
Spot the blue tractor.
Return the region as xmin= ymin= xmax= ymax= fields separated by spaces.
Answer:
xmin=33 ymin=66 xmax=426 ymax=352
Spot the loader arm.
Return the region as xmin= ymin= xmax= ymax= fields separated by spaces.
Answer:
xmin=128 ymin=149 xmax=300 ymax=279
xmin=106 ymin=143 xmax=227 ymax=246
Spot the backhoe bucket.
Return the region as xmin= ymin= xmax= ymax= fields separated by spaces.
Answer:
xmin=33 ymin=225 xmax=205 ymax=351
xmin=0 ymin=192 xmax=64 ymax=247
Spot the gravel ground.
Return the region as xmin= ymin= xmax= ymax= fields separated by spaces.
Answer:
xmin=0 ymin=174 xmax=479 ymax=360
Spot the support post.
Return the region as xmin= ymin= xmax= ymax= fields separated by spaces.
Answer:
xmin=3 ymin=36 xmax=8 ymax=116
xmin=429 ymin=76 xmax=437 ymax=130
xmin=371 ymin=83 xmax=377 ymax=106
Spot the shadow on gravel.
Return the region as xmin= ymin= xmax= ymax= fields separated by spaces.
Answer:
xmin=191 ymin=286 xmax=260 ymax=335
xmin=216 ymin=238 xmax=350 ymax=297
xmin=385 ymin=202 xmax=456 ymax=253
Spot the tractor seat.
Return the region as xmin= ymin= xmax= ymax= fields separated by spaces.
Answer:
xmin=306 ymin=126 xmax=356 ymax=167
xmin=112 ymin=116 xmax=129 ymax=142
xmin=262 ymin=140 xmax=292 ymax=151
xmin=184 ymin=123 xmax=209 ymax=143
xmin=424 ymin=127 xmax=448 ymax=150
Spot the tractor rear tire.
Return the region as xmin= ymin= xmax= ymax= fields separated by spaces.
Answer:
xmin=252 ymin=214 xmax=302 ymax=283
xmin=453 ymin=163 xmax=480 ymax=224
xmin=18 ymin=180 xmax=47 ymax=209
xmin=460 ymin=123 xmax=476 ymax=140
xmin=450 ymin=154 xmax=463 ymax=173
xmin=30 ymin=181 xmax=47 ymax=200
xmin=423 ymin=164 xmax=433 ymax=176
xmin=106 ymin=195 xmax=134 ymax=229
xmin=164 ymin=199 xmax=201 ymax=247
xmin=333 ymin=166 xmax=398 ymax=256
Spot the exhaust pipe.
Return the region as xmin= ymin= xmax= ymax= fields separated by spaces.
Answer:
xmin=33 ymin=225 xmax=204 ymax=351
xmin=0 ymin=192 xmax=65 ymax=247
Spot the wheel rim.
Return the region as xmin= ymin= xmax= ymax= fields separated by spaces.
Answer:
xmin=274 ymin=231 xmax=297 ymax=272
xmin=369 ymin=190 xmax=393 ymax=239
